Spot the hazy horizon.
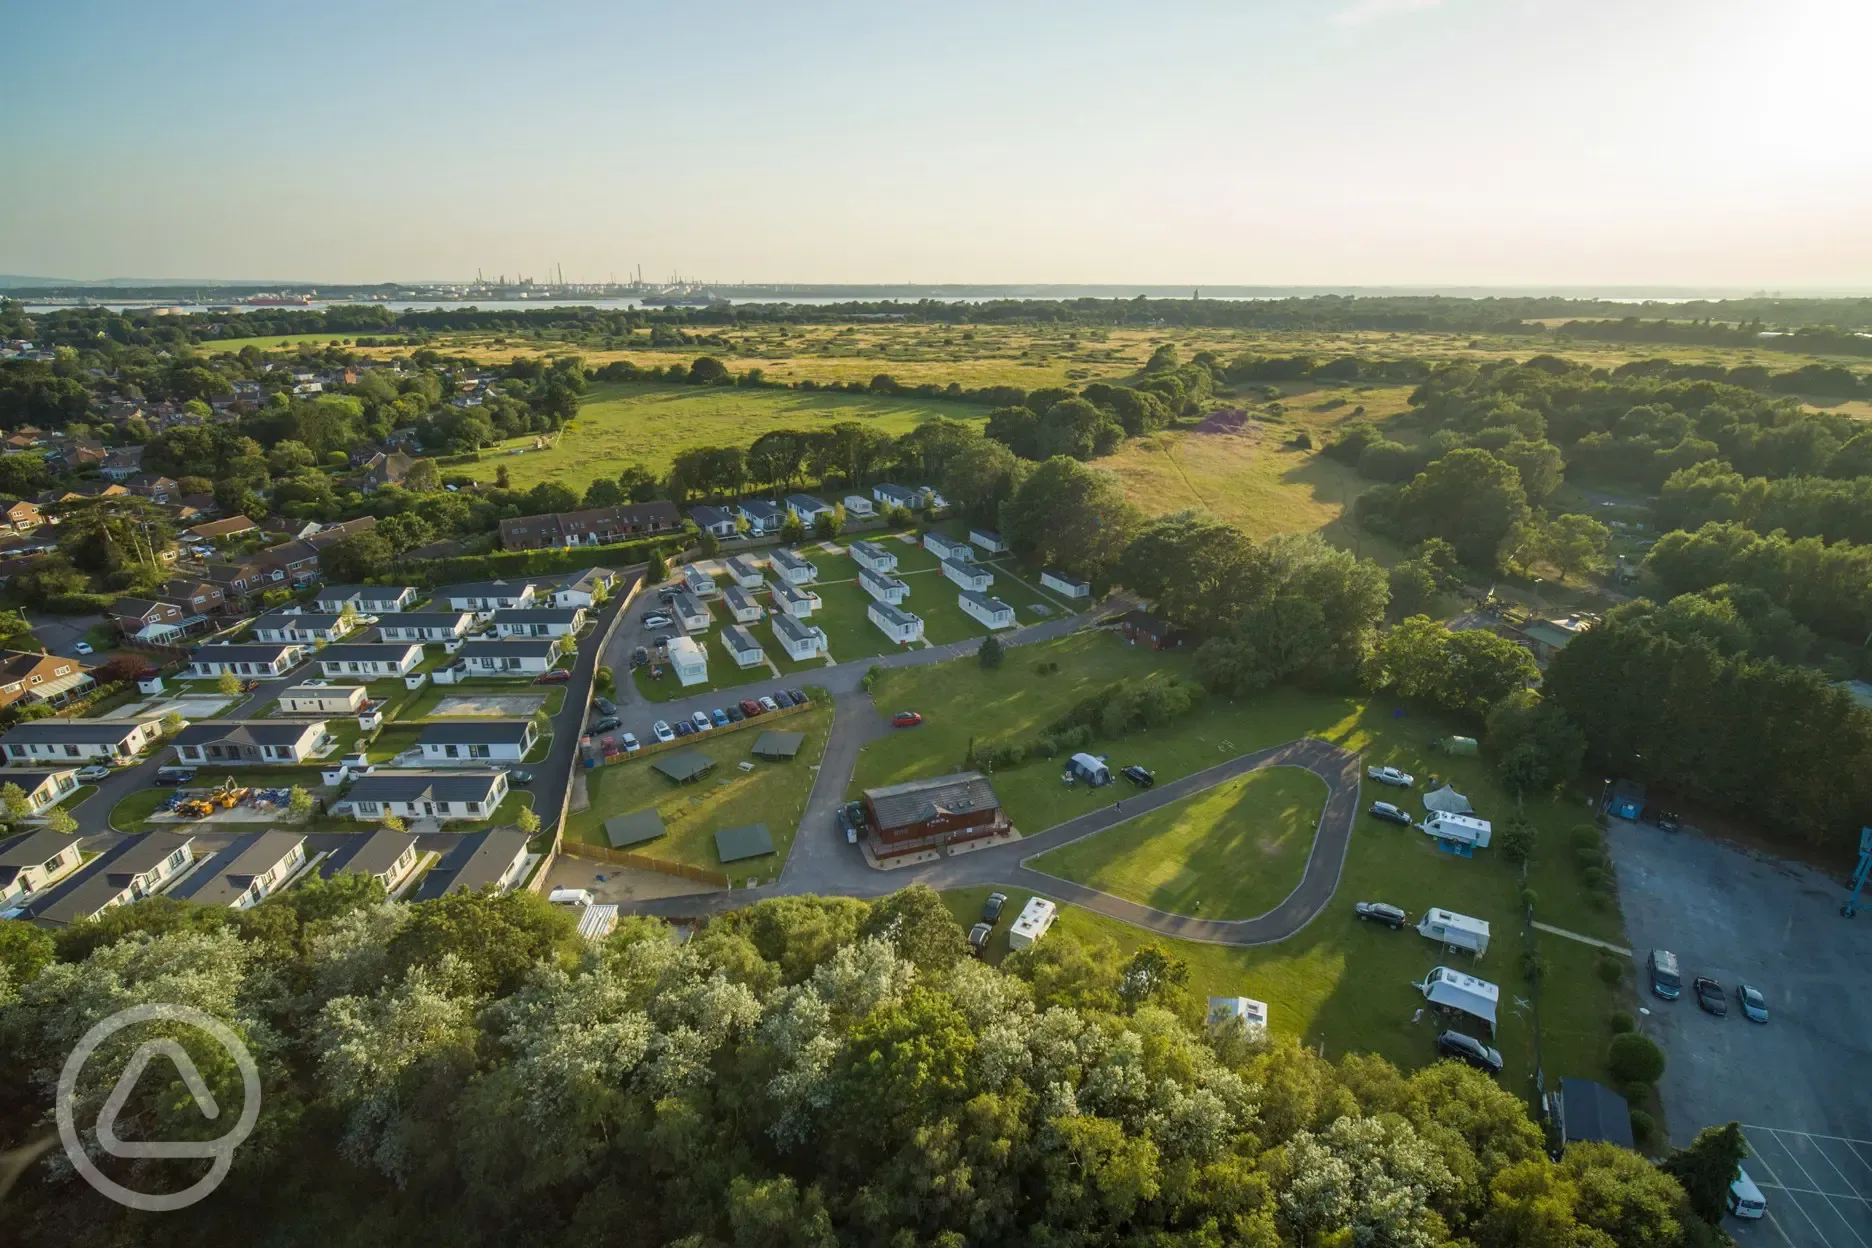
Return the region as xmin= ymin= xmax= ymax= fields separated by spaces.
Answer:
xmin=3 ymin=0 xmax=1867 ymax=288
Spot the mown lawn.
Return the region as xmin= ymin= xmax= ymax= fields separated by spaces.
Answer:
xmin=1028 ymin=767 xmax=1328 ymax=919
xmin=566 ymin=705 xmax=833 ymax=885
xmin=189 ymin=331 xmax=410 ymax=354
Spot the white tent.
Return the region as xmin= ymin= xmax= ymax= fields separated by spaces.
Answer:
xmin=1416 ymin=907 xmax=1490 ymax=955
xmin=1422 ymin=812 xmax=1492 ymax=849
xmin=1066 ymin=753 xmax=1112 ymax=786
xmin=1422 ymin=784 xmax=1475 ymax=816
xmin=1416 ymin=965 xmax=1500 ymax=1033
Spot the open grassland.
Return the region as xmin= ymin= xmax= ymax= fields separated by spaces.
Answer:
xmin=193 ymin=331 xmax=410 ymax=354
xmin=1029 ymin=768 xmax=1328 ymax=919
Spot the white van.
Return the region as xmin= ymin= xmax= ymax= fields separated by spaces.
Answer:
xmin=548 ymin=887 xmax=595 ymax=908
xmin=1728 ymin=1167 xmax=1766 ymax=1219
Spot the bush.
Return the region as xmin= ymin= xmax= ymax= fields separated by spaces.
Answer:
xmin=1288 ymin=432 xmax=1313 ymax=450
xmin=1596 ymin=953 xmax=1626 ymax=985
xmin=1498 ymin=821 xmax=1535 ymax=866
xmin=1518 ymin=888 xmax=1538 ymax=911
xmin=1620 ymin=1080 xmax=1655 ymax=1106
xmin=1581 ymin=866 xmax=1609 ymax=890
xmin=979 ymin=634 xmax=1004 ymax=670
xmin=594 ymin=665 xmax=615 ymax=695
xmin=1630 ymin=1109 xmax=1658 ymax=1149
xmin=1607 ymin=1032 xmax=1666 ymax=1085
xmin=1521 ymin=950 xmax=1548 ymax=983
xmin=1570 ymin=825 xmax=1603 ymax=851
xmin=861 ymin=667 xmax=880 ymax=692
xmin=1609 ymin=1010 xmax=1635 ymax=1034
xmin=1576 ymin=847 xmax=1605 ymax=870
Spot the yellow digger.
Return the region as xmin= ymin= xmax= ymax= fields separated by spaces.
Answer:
xmin=172 ymin=777 xmax=250 ymax=820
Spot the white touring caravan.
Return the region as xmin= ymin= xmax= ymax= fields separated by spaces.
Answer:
xmin=1416 ymin=965 xmax=1500 ymax=1034
xmin=1416 ymin=907 xmax=1491 ymax=956
xmin=1008 ymin=897 xmax=1058 ymax=949
xmin=1421 ymin=812 xmax=1493 ymax=849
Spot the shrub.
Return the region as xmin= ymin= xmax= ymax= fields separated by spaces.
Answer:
xmin=979 ymin=634 xmax=1004 ymax=670
xmin=1607 ymin=1032 xmax=1666 ymax=1085
xmin=1630 ymin=1110 xmax=1658 ymax=1149
xmin=1596 ymin=953 xmax=1626 ymax=985
xmin=1576 ymin=847 xmax=1605 ymax=870
xmin=861 ymin=667 xmax=880 ymax=692
xmin=1498 ymin=821 xmax=1535 ymax=866
xmin=594 ymin=665 xmax=615 ymax=695
xmin=1609 ymin=1010 xmax=1635 ymax=1034
xmin=1521 ymin=950 xmax=1548 ymax=983
xmin=1518 ymin=888 xmax=1538 ymax=911
xmin=1570 ymin=825 xmax=1604 ymax=851
xmin=1620 ymin=1080 xmax=1655 ymax=1106
xmin=1581 ymin=866 xmax=1609 ymax=890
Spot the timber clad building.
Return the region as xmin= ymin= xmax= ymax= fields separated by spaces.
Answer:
xmin=860 ymin=771 xmax=1007 ymax=858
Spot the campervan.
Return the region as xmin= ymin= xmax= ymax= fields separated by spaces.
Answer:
xmin=1421 ymin=812 xmax=1492 ymax=849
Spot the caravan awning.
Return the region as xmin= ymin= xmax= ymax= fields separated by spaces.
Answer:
xmin=1418 ymin=966 xmax=1499 ymax=1031
xmin=1422 ymin=784 xmax=1474 ymax=815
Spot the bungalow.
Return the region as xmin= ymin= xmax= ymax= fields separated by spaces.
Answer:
xmin=167 ymin=830 xmax=308 ymax=910
xmin=772 ymin=611 xmax=827 ymax=662
xmin=418 ymin=719 xmax=538 ymax=764
xmin=439 ymin=580 xmax=538 ymax=612
xmin=316 ymin=642 xmax=425 ymax=680
xmin=722 ymin=584 xmax=763 ymax=623
xmin=869 ymin=601 xmax=925 ymax=645
xmin=0 ymin=827 xmax=83 ymax=904
xmin=252 ymin=611 xmax=354 ymax=645
xmin=724 ymin=555 xmax=763 ymax=589
xmin=942 ymin=558 xmax=994 ymax=592
xmin=332 ymin=769 xmax=511 ymax=823
xmin=460 ymin=638 xmax=559 ymax=676
xmin=413 ymin=828 xmax=530 ymax=900
xmin=277 ymin=683 xmax=368 ymax=715
xmin=316 ymin=584 xmax=420 ymax=614
xmin=924 ymin=533 xmax=972 ymax=563
xmin=1040 ymin=569 xmax=1091 ymax=600
xmin=186 ymin=642 xmax=305 ymax=679
xmin=496 ymin=501 xmax=681 ymax=550
xmin=158 ymin=578 xmax=226 ymax=615
xmin=1 ymin=718 xmax=162 ymax=764
xmin=0 ymin=770 xmax=83 ymax=817
xmin=0 ymin=649 xmax=94 ymax=709
xmin=540 ymin=567 xmax=614 ymax=608
xmin=670 ymin=590 xmax=710 ymax=633
xmin=184 ymin=515 xmax=260 ymax=543
xmin=204 ymin=560 xmax=289 ymax=596
xmin=859 ymin=566 xmax=910 ymax=605
xmin=958 ymin=590 xmax=1016 ymax=631
xmin=736 ymin=499 xmax=785 ymax=537
xmin=842 ymin=493 xmax=876 ymax=519
xmin=849 ymin=539 xmax=897 ymax=573
xmin=319 ymin=826 xmax=420 ymax=894
xmin=1118 ymin=609 xmax=1183 ymax=651
xmin=969 ymin=528 xmax=1008 ymax=555
xmin=173 ymin=719 xmax=332 ymax=765
xmin=23 ymin=834 xmax=197 ymax=929
xmin=492 ymin=607 xmax=586 ymax=639
xmin=378 ymin=611 xmax=474 ymax=643
xmin=771 ymin=580 xmax=820 ymax=619
xmin=873 ymin=483 xmax=918 ymax=511
xmin=786 ymin=494 xmax=834 ymax=524
xmin=666 ymin=634 xmax=709 ymax=685
xmin=689 ymin=504 xmax=739 ymax=539
xmin=254 ymin=538 xmax=323 ymax=580
xmin=109 ymin=596 xmax=190 ymax=643
xmin=718 ymin=624 xmax=766 ymax=669
xmin=683 ymin=565 xmax=718 ymax=597
xmin=769 ymin=547 xmax=816 ymax=584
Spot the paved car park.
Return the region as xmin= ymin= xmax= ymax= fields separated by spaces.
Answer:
xmin=1609 ymin=818 xmax=1872 ymax=1248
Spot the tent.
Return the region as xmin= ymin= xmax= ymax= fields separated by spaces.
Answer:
xmin=751 ymin=730 xmax=804 ymax=761
xmin=1416 ymin=965 xmax=1499 ymax=1034
xmin=1416 ymin=907 xmax=1490 ymax=955
xmin=1422 ymin=812 xmax=1492 ymax=849
xmin=1065 ymin=752 xmax=1111 ymax=786
xmin=1422 ymin=784 xmax=1475 ymax=816
xmin=604 ymin=808 xmax=666 ymax=848
xmin=652 ymin=750 xmax=716 ymax=785
xmin=715 ymin=822 xmax=776 ymax=863
xmin=1433 ymin=736 xmax=1478 ymax=756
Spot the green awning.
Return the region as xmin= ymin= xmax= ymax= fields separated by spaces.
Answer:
xmin=652 ymin=750 xmax=715 ymax=784
xmin=751 ymin=730 xmax=804 ymax=760
xmin=603 ymin=808 xmax=666 ymax=848
xmin=714 ymin=822 xmax=775 ymax=862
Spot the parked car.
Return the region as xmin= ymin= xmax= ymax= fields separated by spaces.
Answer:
xmin=1435 ymin=1030 xmax=1503 ymax=1075
xmin=1367 ymin=765 xmax=1414 ymax=788
xmin=982 ymin=891 xmax=1008 ymax=923
xmin=836 ymin=804 xmax=857 ymax=842
xmin=1647 ymin=949 xmax=1682 ymax=1000
xmin=725 ymin=704 xmax=745 ymax=723
xmin=652 ymin=720 xmax=675 ymax=744
xmin=1121 ymin=765 xmax=1155 ymax=789
xmin=1728 ymin=1168 xmax=1768 ymax=1219
xmin=591 ymin=716 xmax=621 ymax=734
xmin=968 ymin=922 xmax=994 ymax=957
xmin=773 ymin=690 xmax=795 ymax=708
xmin=535 ymin=669 xmax=571 ymax=684
xmin=787 ymin=688 xmax=808 ymax=705
xmin=240 ymin=679 xmax=260 ymax=692
xmin=1355 ymin=901 xmax=1408 ymax=928
xmin=594 ymin=696 xmax=617 ymax=716
xmin=507 ymin=769 xmax=534 ymax=785
xmin=673 ymin=719 xmax=694 ymax=737
xmin=843 ymin=800 xmax=868 ymax=830
xmin=1693 ymin=976 xmax=1728 ymax=1016
xmin=710 ymin=708 xmax=729 ymax=727
xmin=690 ymin=711 xmax=712 ymax=733
xmin=620 ymin=732 xmax=640 ymax=754
xmin=892 ymin=710 xmax=924 ymax=727
xmin=630 ymin=646 xmax=649 ymax=668
xmin=74 ymin=641 xmax=93 ymax=655
xmin=642 ymin=614 xmax=673 ymax=630
xmin=1736 ymin=982 xmax=1769 ymax=1023
xmin=759 ymin=696 xmax=779 ymax=713
xmin=154 ymin=767 xmax=198 ymax=786
xmin=1367 ymin=800 xmax=1412 ymax=826
xmin=74 ymin=764 xmax=113 ymax=782
xmin=740 ymin=698 xmax=763 ymax=717
xmin=301 ymin=678 xmax=329 ymax=687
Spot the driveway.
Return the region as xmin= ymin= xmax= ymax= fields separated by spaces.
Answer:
xmin=29 ymin=611 xmax=103 ymax=659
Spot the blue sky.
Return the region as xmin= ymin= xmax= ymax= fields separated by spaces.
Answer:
xmin=1 ymin=0 xmax=1866 ymax=285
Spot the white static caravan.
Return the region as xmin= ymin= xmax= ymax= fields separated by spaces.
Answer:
xmin=968 ymin=528 xmax=1007 ymax=554
xmin=1040 ymin=569 xmax=1091 ymax=600
xmin=1416 ymin=965 xmax=1500 ymax=1035
xmin=848 ymin=539 xmax=897 ymax=574
xmin=868 ymin=600 xmax=924 ymax=645
xmin=724 ymin=555 xmax=764 ymax=589
xmin=859 ymin=565 xmax=910 ymax=605
xmin=1007 ymin=897 xmax=1057 ymax=950
xmin=842 ymin=493 xmax=876 ymax=518
xmin=670 ymin=590 xmax=710 ymax=633
xmin=666 ymin=635 xmax=709 ymax=686
xmin=1421 ymin=812 xmax=1493 ymax=849
xmin=1416 ymin=908 xmax=1491 ymax=956
xmin=1207 ymin=996 xmax=1269 ymax=1034
xmin=721 ymin=584 xmax=763 ymax=624
xmin=958 ymin=590 xmax=1015 ymax=631
xmin=924 ymin=533 xmax=972 ymax=563
xmin=718 ymin=624 xmax=766 ymax=669
xmin=942 ymin=558 xmax=993 ymax=592
xmin=683 ymin=565 xmax=717 ymax=598
xmin=769 ymin=547 xmax=817 ymax=585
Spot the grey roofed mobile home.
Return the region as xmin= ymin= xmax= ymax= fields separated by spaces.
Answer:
xmin=336 ymin=770 xmax=507 ymax=810
xmin=24 ymin=834 xmax=196 ymax=928
xmin=319 ymin=826 xmax=420 ymax=887
xmin=377 ymin=611 xmax=474 ymax=640
xmin=166 ymin=829 xmax=306 ymax=908
xmin=1 ymin=720 xmax=153 ymax=747
xmin=414 ymin=828 xmax=530 ymax=900
xmin=418 ymin=719 xmax=537 ymax=748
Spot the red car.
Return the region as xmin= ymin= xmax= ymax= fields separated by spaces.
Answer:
xmin=535 ymin=669 xmax=572 ymax=684
xmin=891 ymin=711 xmax=923 ymax=728
xmin=740 ymin=698 xmax=764 ymax=717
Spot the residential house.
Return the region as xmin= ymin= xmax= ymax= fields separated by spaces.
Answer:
xmin=3 ymin=500 xmax=43 ymax=532
xmin=771 ymin=580 xmax=819 ymax=619
xmin=108 ymin=596 xmax=190 ymax=643
xmin=440 ymin=580 xmax=537 ymax=612
xmin=277 ymin=684 xmax=368 ymax=715
xmin=252 ymin=611 xmax=354 ymax=645
xmin=721 ymin=584 xmax=762 ymax=623
xmin=849 ymin=539 xmax=897 ymax=574
xmin=316 ymin=642 xmax=425 ymax=680
xmin=689 ymin=504 xmax=738 ymax=538
xmin=861 ymin=772 xmax=1007 ymax=857
xmin=942 ymin=558 xmax=993 ymax=592
xmin=859 ymin=566 xmax=910 ymax=605
xmin=0 ymin=828 xmax=83 ymax=905
xmin=771 ymin=611 xmax=826 ymax=662
xmin=172 ymin=720 xmax=332 ymax=766
xmin=412 ymin=828 xmax=530 ymax=900
xmin=418 ymin=720 xmax=537 ymax=764
xmin=724 ymin=555 xmax=763 ymax=588
xmin=769 ymin=547 xmax=816 ymax=584
xmin=158 ymin=578 xmax=226 ymax=616
xmin=333 ymin=770 xmax=511 ymax=824
xmin=177 ymin=493 xmax=218 ymax=516
xmin=670 ymin=590 xmax=710 ymax=633
xmin=958 ymin=590 xmax=1016 ymax=630
xmin=319 ymin=827 xmax=420 ymax=894
xmin=869 ymin=601 xmax=925 ymax=645
xmin=0 ymin=770 xmax=83 ymax=817
xmin=184 ymin=515 xmax=260 ymax=543
xmin=460 ymin=638 xmax=559 ymax=676
xmin=99 ymin=445 xmax=145 ymax=480
xmin=0 ymin=650 xmax=94 ymax=709
xmin=492 ymin=607 xmax=586 ymax=638
xmin=539 ymin=567 xmax=614 ymax=608
xmin=842 ymin=493 xmax=876 ymax=518
xmin=1 ymin=718 xmax=162 ymax=764
xmin=718 ymin=624 xmax=765 ymax=669
xmin=785 ymin=494 xmax=834 ymax=524
xmin=58 ymin=481 xmax=128 ymax=502
xmin=969 ymin=528 xmax=1008 ymax=554
xmin=306 ymin=515 xmax=379 ymax=553
xmin=666 ymin=635 xmax=709 ymax=686
xmin=23 ymin=834 xmax=197 ymax=929
xmin=683 ymin=565 xmax=717 ymax=597
xmin=186 ymin=641 xmax=305 ymax=679
xmin=343 ymin=450 xmax=416 ymax=493
xmin=925 ymin=533 xmax=972 ymax=563
xmin=378 ymin=611 xmax=474 ymax=643
xmin=204 ymin=560 xmax=289 ymax=597
xmin=316 ymin=584 xmax=419 ymax=614
xmin=254 ymin=538 xmax=323 ymax=581
xmin=1118 ymin=610 xmax=1184 ymax=650
xmin=125 ymin=474 xmax=180 ymax=503
xmin=168 ymin=830 xmax=307 ymax=909
xmin=1040 ymin=569 xmax=1091 ymax=600
xmin=873 ymin=483 xmax=917 ymax=511
xmin=736 ymin=499 xmax=784 ymax=537
xmin=497 ymin=501 xmax=681 ymax=550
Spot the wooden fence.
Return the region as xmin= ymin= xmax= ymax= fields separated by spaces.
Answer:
xmin=593 ymin=694 xmax=817 ymax=765
xmin=559 ymin=840 xmax=730 ymax=887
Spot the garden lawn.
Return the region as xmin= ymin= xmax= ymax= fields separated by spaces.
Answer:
xmin=804 ymin=581 xmax=906 ymax=663
xmin=1028 ymin=768 xmax=1328 ymax=919
xmin=398 ymin=680 xmax=563 ymax=720
xmin=566 ymin=705 xmax=832 ymax=885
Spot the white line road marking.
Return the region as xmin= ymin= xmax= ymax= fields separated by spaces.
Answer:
xmin=1748 ymin=1130 xmax=1844 ymax=1248
xmin=1810 ymin=1140 xmax=1872 ymax=1207
xmin=1757 ymin=1182 xmax=1872 ymax=1204
xmin=1767 ymin=1128 xmax=1871 ymax=1246
xmin=1749 ymin=1127 xmax=1872 ymax=1150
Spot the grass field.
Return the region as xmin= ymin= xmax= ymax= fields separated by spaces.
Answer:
xmin=566 ymin=705 xmax=832 ymax=885
xmin=192 ymin=331 xmax=409 ymax=354
xmin=1028 ymin=768 xmax=1328 ymax=919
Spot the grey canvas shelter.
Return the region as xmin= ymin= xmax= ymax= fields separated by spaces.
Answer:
xmin=1422 ymin=784 xmax=1475 ymax=816
xmin=1555 ymin=1078 xmax=1635 ymax=1150
xmin=604 ymin=808 xmax=667 ymax=848
xmin=714 ymin=822 xmax=775 ymax=862
xmin=751 ymin=731 xmax=803 ymax=760
xmin=652 ymin=750 xmax=716 ymax=784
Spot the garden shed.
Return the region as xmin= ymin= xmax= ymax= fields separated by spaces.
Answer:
xmin=652 ymin=750 xmax=715 ymax=785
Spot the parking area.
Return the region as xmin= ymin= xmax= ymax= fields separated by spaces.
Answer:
xmin=1609 ymin=818 xmax=1872 ymax=1245
xmin=430 ymin=693 xmax=544 ymax=717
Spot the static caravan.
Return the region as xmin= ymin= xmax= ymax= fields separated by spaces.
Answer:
xmin=379 ymin=611 xmax=474 ymax=643
xmin=771 ymin=612 xmax=826 ymax=662
xmin=924 ymin=533 xmax=971 ymax=563
xmin=1422 ymin=812 xmax=1493 ymax=849
xmin=1206 ymin=996 xmax=1269 ymax=1033
xmin=868 ymin=600 xmax=924 ymax=645
xmin=670 ymin=590 xmax=710 ymax=633
xmin=722 ymin=584 xmax=763 ymax=624
xmin=667 ymin=635 xmax=709 ymax=686
xmin=848 ymin=539 xmax=897 ymax=574
xmin=873 ymin=483 xmax=917 ymax=512
xmin=683 ymin=565 xmax=717 ymax=598
xmin=769 ymin=547 xmax=816 ymax=585
xmin=1416 ymin=908 xmax=1490 ymax=956
xmin=942 ymin=558 xmax=993 ymax=592
xmin=958 ymin=590 xmax=1015 ymax=631
xmin=317 ymin=642 xmax=425 ymax=680
xmin=842 ymin=493 xmax=876 ymax=518
xmin=859 ymin=566 xmax=910 ymax=605
xmin=968 ymin=528 xmax=1007 ymax=554
xmin=736 ymin=499 xmax=784 ymax=537
xmin=785 ymin=494 xmax=834 ymax=524
xmin=689 ymin=504 xmax=738 ymax=539
xmin=724 ymin=555 xmax=763 ymax=589
xmin=493 ymin=607 xmax=586 ymax=638
xmin=718 ymin=624 xmax=766 ymax=669
xmin=1040 ymin=569 xmax=1091 ymax=600
xmin=1416 ymin=965 xmax=1499 ymax=1035
xmin=1008 ymin=897 xmax=1057 ymax=949
xmin=771 ymin=581 xmax=820 ymax=619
